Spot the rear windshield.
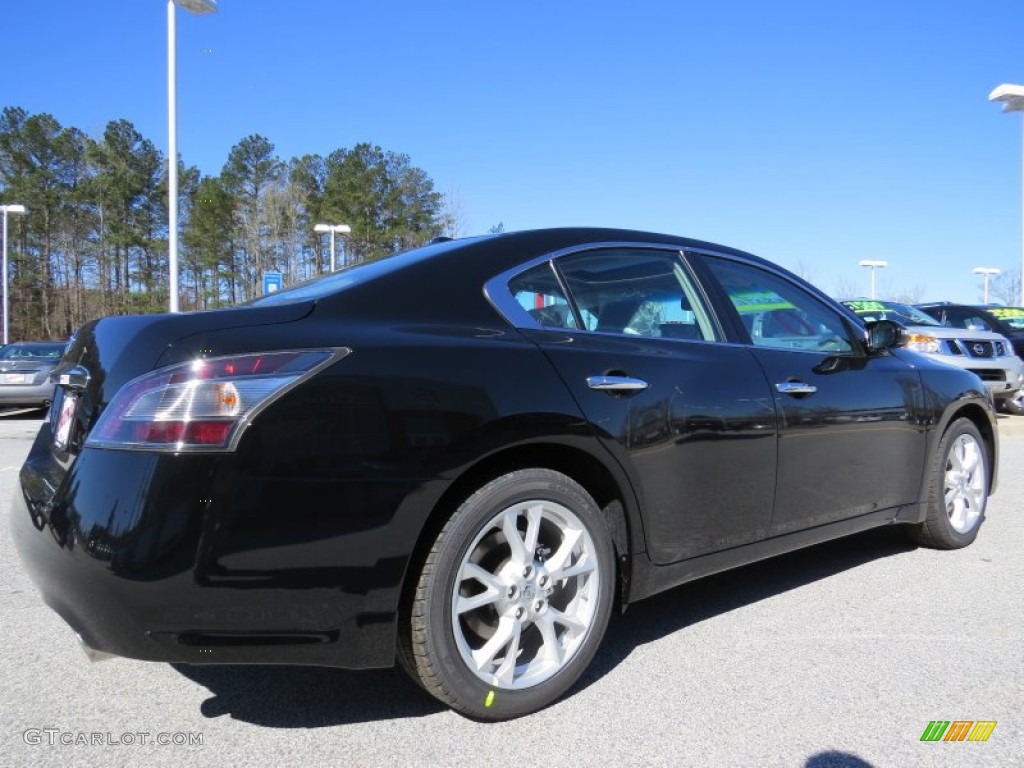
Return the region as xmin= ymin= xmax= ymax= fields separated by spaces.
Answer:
xmin=0 ymin=343 xmax=65 ymax=360
xmin=248 ymin=237 xmax=488 ymax=306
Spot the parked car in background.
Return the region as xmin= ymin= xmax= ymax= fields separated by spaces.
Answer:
xmin=916 ymin=303 xmax=1024 ymax=414
xmin=0 ymin=341 xmax=64 ymax=410
xmin=842 ymin=299 xmax=1024 ymax=415
xmin=13 ymin=229 xmax=998 ymax=720
xmin=917 ymin=303 xmax=1024 ymax=358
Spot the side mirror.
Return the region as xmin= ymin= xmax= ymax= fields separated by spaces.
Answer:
xmin=864 ymin=319 xmax=907 ymax=352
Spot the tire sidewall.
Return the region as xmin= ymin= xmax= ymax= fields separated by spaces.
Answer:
xmin=422 ymin=470 xmax=615 ymax=720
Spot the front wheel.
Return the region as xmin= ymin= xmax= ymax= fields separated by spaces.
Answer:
xmin=399 ymin=468 xmax=615 ymax=720
xmin=999 ymin=389 xmax=1024 ymax=416
xmin=907 ymin=418 xmax=989 ymax=549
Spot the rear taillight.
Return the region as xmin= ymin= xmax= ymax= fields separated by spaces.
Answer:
xmin=86 ymin=349 xmax=347 ymax=452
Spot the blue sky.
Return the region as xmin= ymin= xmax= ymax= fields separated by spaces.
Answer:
xmin=3 ymin=0 xmax=1023 ymax=302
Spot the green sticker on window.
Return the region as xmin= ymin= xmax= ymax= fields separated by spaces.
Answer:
xmin=844 ymin=300 xmax=887 ymax=312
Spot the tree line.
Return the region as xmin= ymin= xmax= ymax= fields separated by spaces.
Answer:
xmin=0 ymin=106 xmax=453 ymax=341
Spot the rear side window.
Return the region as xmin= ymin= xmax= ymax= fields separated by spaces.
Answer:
xmin=554 ymin=248 xmax=718 ymax=341
xmin=508 ymin=263 xmax=578 ymax=329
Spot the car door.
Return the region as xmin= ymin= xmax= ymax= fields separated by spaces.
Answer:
xmin=508 ymin=246 xmax=778 ymax=565
xmin=697 ymin=252 xmax=926 ymax=536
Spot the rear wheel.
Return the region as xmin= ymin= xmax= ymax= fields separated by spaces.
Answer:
xmin=907 ymin=418 xmax=989 ymax=549
xmin=399 ymin=468 xmax=615 ymax=720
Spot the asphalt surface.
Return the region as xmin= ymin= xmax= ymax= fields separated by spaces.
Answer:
xmin=1 ymin=408 xmax=1021 ymax=768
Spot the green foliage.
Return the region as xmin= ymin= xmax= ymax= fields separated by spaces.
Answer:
xmin=0 ymin=106 xmax=453 ymax=338
xmin=322 ymin=143 xmax=443 ymax=264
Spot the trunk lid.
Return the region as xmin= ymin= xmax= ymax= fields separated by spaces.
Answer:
xmin=42 ymin=300 xmax=315 ymax=463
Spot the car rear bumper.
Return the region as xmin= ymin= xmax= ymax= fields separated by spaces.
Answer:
xmin=10 ymin=439 xmax=401 ymax=669
xmin=0 ymin=382 xmax=56 ymax=406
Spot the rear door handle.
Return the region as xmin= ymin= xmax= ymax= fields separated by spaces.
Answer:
xmin=775 ymin=380 xmax=817 ymax=396
xmin=586 ymin=375 xmax=649 ymax=393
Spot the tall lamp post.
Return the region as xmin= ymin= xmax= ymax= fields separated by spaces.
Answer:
xmin=858 ymin=259 xmax=888 ymax=299
xmin=1 ymin=203 xmax=27 ymax=345
xmin=167 ymin=0 xmax=217 ymax=313
xmin=973 ymin=267 xmax=1001 ymax=304
xmin=313 ymin=224 xmax=351 ymax=272
xmin=989 ymin=83 xmax=1024 ymax=306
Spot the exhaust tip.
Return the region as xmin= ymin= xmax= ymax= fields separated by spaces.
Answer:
xmin=76 ymin=633 xmax=117 ymax=663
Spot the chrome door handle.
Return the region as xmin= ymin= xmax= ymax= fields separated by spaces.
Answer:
xmin=586 ymin=375 xmax=649 ymax=392
xmin=775 ymin=381 xmax=817 ymax=395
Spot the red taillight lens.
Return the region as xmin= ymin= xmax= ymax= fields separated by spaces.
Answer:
xmin=87 ymin=349 xmax=346 ymax=452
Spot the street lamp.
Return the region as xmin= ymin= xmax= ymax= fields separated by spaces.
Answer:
xmin=313 ymin=224 xmax=352 ymax=272
xmin=1 ymin=203 xmax=27 ymax=345
xmin=858 ymin=259 xmax=888 ymax=299
xmin=989 ymin=83 xmax=1024 ymax=306
xmin=167 ymin=0 xmax=217 ymax=313
xmin=973 ymin=267 xmax=1001 ymax=304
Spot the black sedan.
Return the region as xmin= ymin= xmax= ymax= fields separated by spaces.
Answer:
xmin=12 ymin=228 xmax=996 ymax=720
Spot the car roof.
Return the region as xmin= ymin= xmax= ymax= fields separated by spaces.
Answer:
xmin=252 ymin=227 xmax=779 ymax=313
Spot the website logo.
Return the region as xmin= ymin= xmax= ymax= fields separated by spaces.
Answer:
xmin=920 ymin=721 xmax=996 ymax=742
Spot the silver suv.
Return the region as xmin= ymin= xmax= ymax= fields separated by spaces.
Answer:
xmin=842 ymin=299 xmax=1024 ymax=413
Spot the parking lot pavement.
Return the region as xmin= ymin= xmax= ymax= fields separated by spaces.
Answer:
xmin=1 ymin=412 xmax=1022 ymax=767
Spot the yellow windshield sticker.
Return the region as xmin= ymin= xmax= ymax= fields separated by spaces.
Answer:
xmin=988 ymin=307 xmax=1024 ymax=319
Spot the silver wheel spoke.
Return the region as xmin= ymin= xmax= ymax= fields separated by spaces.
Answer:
xmin=535 ymin=614 xmax=565 ymax=666
xmin=549 ymin=606 xmax=587 ymax=636
xmin=456 ymin=589 xmax=501 ymax=615
xmin=463 ymin=562 xmax=506 ymax=593
xmin=966 ymin=486 xmax=985 ymax=511
xmin=944 ymin=487 xmax=957 ymax=510
xmin=502 ymin=509 xmax=529 ymax=565
xmin=523 ymin=504 xmax=543 ymax=557
xmin=545 ymin=528 xmax=582 ymax=573
xmin=548 ymin=554 xmax=595 ymax=583
xmin=492 ymin=622 xmax=522 ymax=686
xmin=472 ymin=616 xmax=516 ymax=672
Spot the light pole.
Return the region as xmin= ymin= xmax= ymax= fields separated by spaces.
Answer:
xmin=973 ymin=267 xmax=1001 ymax=304
xmin=167 ymin=0 xmax=217 ymax=313
xmin=989 ymin=83 xmax=1024 ymax=306
xmin=313 ymin=224 xmax=351 ymax=272
xmin=858 ymin=259 xmax=888 ymax=299
xmin=1 ymin=203 xmax=27 ymax=345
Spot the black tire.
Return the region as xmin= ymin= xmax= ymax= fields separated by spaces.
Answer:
xmin=398 ymin=468 xmax=615 ymax=720
xmin=907 ymin=418 xmax=989 ymax=549
xmin=998 ymin=390 xmax=1024 ymax=416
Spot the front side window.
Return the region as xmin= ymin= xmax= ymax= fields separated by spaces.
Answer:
xmin=704 ymin=257 xmax=855 ymax=354
xmin=554 ymin=248 xmax=718 ymax=341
